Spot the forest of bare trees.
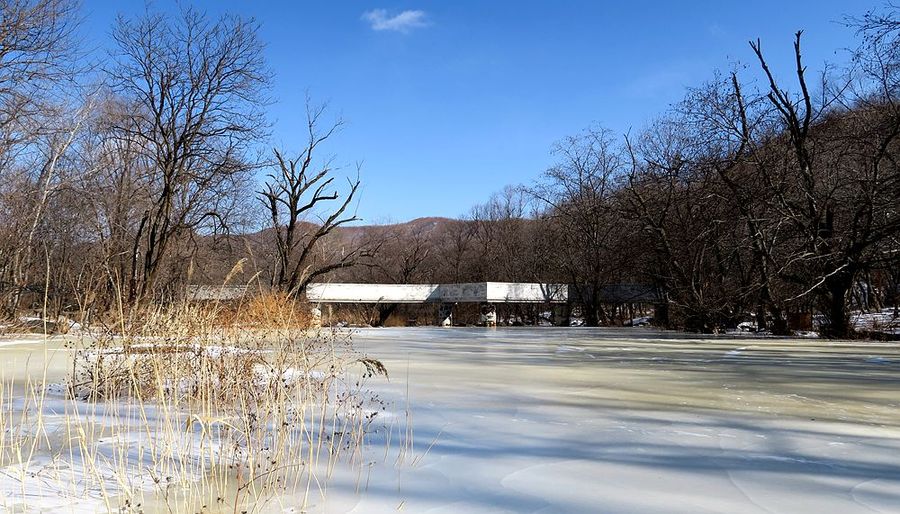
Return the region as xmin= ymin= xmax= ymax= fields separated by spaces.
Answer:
xmin=0 ymin=2 xmax=364 ymax=318
xmin=0 ymin=1 xmax=898 ymax=338
xmin=337 ymin=10 xmax=900 ymax=338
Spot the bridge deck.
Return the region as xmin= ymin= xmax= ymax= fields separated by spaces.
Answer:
xmin=186 ymin=282 xmax=662 ymax=305
xmin=305 ymin=282 xmax=569 ymax=304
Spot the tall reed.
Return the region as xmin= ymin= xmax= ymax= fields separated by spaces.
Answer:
xmin=0 ymin=293 xmax=389 ymax=513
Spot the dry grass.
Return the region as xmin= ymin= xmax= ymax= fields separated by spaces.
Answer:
xmin=0 ymin=294 xmax=392 ymax=513
xmin=217 ymin=291 xmax=312 ymax=329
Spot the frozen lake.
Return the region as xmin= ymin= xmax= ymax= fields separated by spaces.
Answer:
xmin=330 ymin=327 xmax=900 ymax=513
xmin=2 ymin=327 xmax=900 ymax=513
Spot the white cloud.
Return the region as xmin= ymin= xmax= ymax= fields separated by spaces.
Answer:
xmin=362 ymin=9 xmax=429 ymax=33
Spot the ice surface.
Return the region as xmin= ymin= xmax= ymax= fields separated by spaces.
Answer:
xmin=2 ymin=328 xmax=900 ymax=513
xmin=338 ymin=327 xmax=900 ymax=513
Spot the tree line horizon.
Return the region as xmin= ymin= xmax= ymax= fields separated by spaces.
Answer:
xmin=1 ymin=1 xmax=898 ymax=339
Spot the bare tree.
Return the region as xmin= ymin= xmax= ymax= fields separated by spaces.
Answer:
xmin=8 ymin=95 xmax=95 ymax=309
xmin=529 ymin=128 xmax=627 ymax=326
xmin=260 ymin=103 xmax=364 ymax=297
xmin=72 ymin=96 xmax=152 ymax=309
xmin=623 ymin=116 xmax=751 ymax=332
xmin=672 ymin=74 xmax=799 ymax=333
xmin=849 ymin=4 xmax=900 ymax=322
xmin=0 ymin=0 xmax=82 ymax=312
xmin=746 ymin=31 xmax=900 ymax=337
xmin=467 ymin=186 xmax=538 ymax=282
xmin=0 ymin=0 xmax=79 ymax=166
xmin=435 ymin=219 xmax=477 ymax=283
xmin=107 ymin=7 xmax=270 ymax=303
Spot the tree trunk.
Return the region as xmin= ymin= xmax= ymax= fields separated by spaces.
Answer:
xmin=769 ymin=305 xmax=790 ymax=336
xmin=822 ymin=272 xmax=854 ymax=339
xmin=584 ymin=305 xmax=600 ymax=327
xmin=756 ymin=304 xmax=768 ymax=332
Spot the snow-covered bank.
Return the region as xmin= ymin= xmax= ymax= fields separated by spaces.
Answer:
xmin=0 ymin=333 xmax=389 ymax=513
xmin=852 ymin=308 xmax=900 ymax=336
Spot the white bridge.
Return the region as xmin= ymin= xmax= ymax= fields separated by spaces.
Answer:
xmin=305 ymin=282 xmax=569 ymax=304
xmin=305 ymin=282 xmax=574 ymax=326
xmin=188 ymin=282 xmax=661 ymax=326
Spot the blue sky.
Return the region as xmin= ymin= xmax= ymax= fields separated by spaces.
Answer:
xmin=82 ymin=1 xmax=864 ymax=223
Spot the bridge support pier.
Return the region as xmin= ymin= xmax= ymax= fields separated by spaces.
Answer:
xmin=480 ymin=303 xmax=497 ymax=327
xmin=438 ymin=303 xmax=453 ymax=327
xmin=310 ymin=306 xmax=322 ymax=328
